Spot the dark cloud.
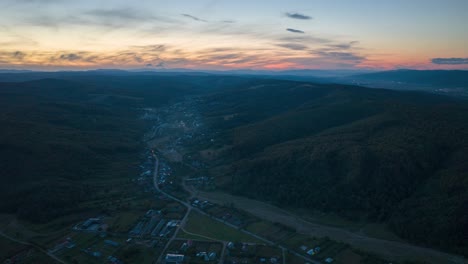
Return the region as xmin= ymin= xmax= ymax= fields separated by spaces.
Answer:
xmin=285 ymin=12 xmax=312 ymax=20
xmin=12 ymin=51 xmax=26 ymax=60
xmin=431 ymin=58 xmax=468 ymax=65
xmin=277 ymin=43 xmax=308 ymax=50
xmin=286 ymin=28 xmax=305 ymax=34
xmin=326 ymin=41 xmax=359 ymax=50
xmin=181 ymin=14 xmax=207 ymax=22
xmin=210 ymin=54 xmax=241 ymax=60
xmin=279 ymin=35 xmax=330 ymax=44
xmin=314 ymin=51 xmax=365 ymax=62
xmin=59 ymin=53 xmax=81 ymax=61
xmin=328 ymin=43 xmax=352 ymax=50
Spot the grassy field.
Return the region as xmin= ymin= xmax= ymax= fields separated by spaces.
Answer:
xmin=245 ymin=221 xmax=272 ymax=234
xmin=177 ymin=229 xmax=216 ymax=241
xmin=116 ymin=245 xmax=158 ymax=264
xmin=182 ymin=211 xmax=263 ymax=243
xmin=107 ymin=211 xmax=142 ymax=233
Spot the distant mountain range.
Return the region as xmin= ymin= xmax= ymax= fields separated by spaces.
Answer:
xmin=1 ymin=69 xmax=467 ymax=96
xmin=334 ymin=69 xmax=468 ymax=97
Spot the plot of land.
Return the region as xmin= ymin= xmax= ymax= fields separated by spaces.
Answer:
xmin=182 ymin=211 xmax=263 ymax=243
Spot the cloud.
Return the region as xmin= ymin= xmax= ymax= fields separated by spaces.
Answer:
xmin=285 ymin=12 xmax=312 ymax=20
xmin=286 ymin=28 xmax=305 ymax=34
xmin=181 ymin=14 xmax=207 ymax=22
xmin=85 ymin=8 xmax=150 ymax=21
xmin=277 ymin=43 xmax=308 ymax=50
xmin=279 ymin=35 xmax=330 ymax=44
xmin=59 ymin=53 xmax=82 ymax=61
xmin=326 ymin=41 xmax=360 ymax=50
xmin=431 ymin=57 xmax=468 ymax=65
xmin=12 ymin=51 xmax=26 ymax=60
xmin=313 ymin=51 xmax=365 ymax=62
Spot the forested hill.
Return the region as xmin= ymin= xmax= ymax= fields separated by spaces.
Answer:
xmin=0 ymin=74 xmax=251 ymax=223
xmin=197 ymin=80 xmax=468 ymax=256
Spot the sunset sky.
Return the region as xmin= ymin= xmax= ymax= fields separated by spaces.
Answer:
xmin=0 ymin=0 xmax=467 ymax=71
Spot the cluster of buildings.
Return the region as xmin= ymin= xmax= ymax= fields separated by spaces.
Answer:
xmin=190 ymin=199 xmax=213 ymax=210
xmin=195 ymin=251 xmax=217 ymax=261
xmin=164 ymin=245 xmax=218 ymax=264
xmin=73 ymin=217 xmax=107 ymax=233
xmin=129 ymin=209 xmax=179 ymax=238
xmin=300 ymin=245 xmax=334 ymax=263
xmin=300 ymin=245 xmax=321 ymax=256
xmin=165 ymin=253 xmax=185 ymax=264
xmin=157 ymin=160 xmax=173 ymax=186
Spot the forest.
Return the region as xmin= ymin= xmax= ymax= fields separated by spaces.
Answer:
xmin=198 ymin=80 xmax=468 ymax=256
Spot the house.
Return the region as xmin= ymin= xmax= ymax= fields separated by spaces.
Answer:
xmin=82 ymin=218 xmax=101 ymax=229
xmin=192 ymin=200 xmax=200 ymax=207
xmin=180 ymin=243 xmax=188 ymax=251
xmin=165 ymin=254 xmax=184 ymax=264
xmin=145 ymin=209 xmax=155 ymax=217
xmin=227 ymin=242 xmax=235 ymax=249
xmin=104 ymin=240 xmax=120 ymax=247
xmin=208 ymin=252 xmax=217 ymax=260
xmin=300 ymin=245 xmax=307 ymax=251
xmin=307 ymin=249 xmax=315 ymax=256
xmin=325 ymin=258 xmax=334 ymax=263
xmin=107 ymin=256 xmax=123 ymax=264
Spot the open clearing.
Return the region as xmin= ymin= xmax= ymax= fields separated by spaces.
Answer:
xmin=183 ymin=211 xmax=263 ymax=243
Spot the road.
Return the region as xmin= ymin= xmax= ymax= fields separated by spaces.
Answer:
xmin=196 ymin=191 xmax=467 ymax=264
xmin=152 ymin=154 xmax=321 ymax=264
xmin=181 ymin=176 xmax=321 ymax=264
xmin=153 ymin=154 xmax=192 ymax=264
xmin=0 ymin=231 xmax=66 ymax=264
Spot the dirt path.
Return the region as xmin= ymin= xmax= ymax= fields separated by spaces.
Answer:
xmin=197 ymin=191 xmax=467 ymax=264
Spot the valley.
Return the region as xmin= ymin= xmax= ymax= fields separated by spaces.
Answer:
xmin=0 ymin=74 xmax=467 ymax=264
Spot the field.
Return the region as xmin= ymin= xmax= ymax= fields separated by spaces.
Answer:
xmin=181 ymin=211 xmax=263 ymax=243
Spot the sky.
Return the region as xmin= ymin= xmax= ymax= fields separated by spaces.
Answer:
xmin=0 ymin=0 xmax=467 ymax=71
